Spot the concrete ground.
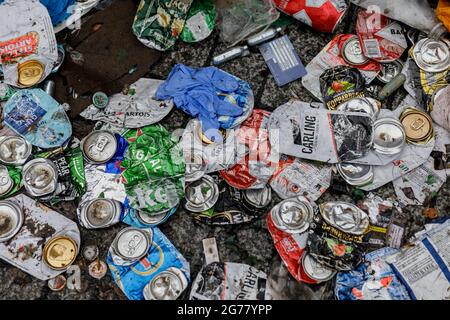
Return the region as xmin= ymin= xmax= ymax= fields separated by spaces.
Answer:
xmin=0 ymin=0 xmax=448 ymax=300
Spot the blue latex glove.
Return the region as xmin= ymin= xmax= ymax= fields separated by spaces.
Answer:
xmin=156 ymin=64 xmax=244 ymax=142
xmin=39 ymin=0 xmax=75 ymax=25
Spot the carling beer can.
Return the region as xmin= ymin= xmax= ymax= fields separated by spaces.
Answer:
xmin=0 ymin=135 xmax=32 ymax=166
xmin=273 ymin=0 xmax=348 ymax=33
xmin=356 ymin=10 xmax=407 ymax=63
xmin=0 ymin=0 xmax=58 ymax=87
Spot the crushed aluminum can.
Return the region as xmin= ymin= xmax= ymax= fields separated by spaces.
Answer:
xmin=0 ymin=165 xmax=13 ymax=198
xmin=298 ymin=253 xmax=336 ymax=284
xmin=184 ymin=149 xmax=206 ymax=182
xmin=135 ymin=208 xmax=172 ymax=226
xmin=412 ymin=38 xmax=450 ymax=73
xmin=356 ymin=10 xmax=407 ymax=63
xmin=143 ymin=267 xmax=188 ymax=300
xmin=273 ymin=0 xmax=348 ymax=33
xmin=48 ymin=274 xmax=67 ymax=292
xmin=302 ymin=34 xmax=381 ymax=101
xmin=377 ymin=60 xmax=404 ymax=84
xmin=241 ymin=185 xmax=272 ymax=212
xmin=336 ymin=97 xmax=380 ymax=119
xmin=319 ymin=202 xmax=370 ymax=236
xmin=372 ymin=118 xmax=406 ymax=155
xmin=0 ymin=81 xmax=15 ymax=101
xmin=82 ymin=245 xmax=99 ymax=262
xmin=336 ymin=163 xmax=373 ymax=186
xmin=341 ymin=35 xmax=369 ymax=66
xmin=88 ymin=260 xmax=108 ymax=280
xmin=270 ymin=196 xmax=315 ymax=234
xmin=180 ymin=0 xmax=216 ymax=43
xmin=107 ymin=227 xmax=190 ymax=300
xmin=78 ymin=198 xmax=122 ymax=229
xmin=42 ymin=235 xmax=78 ymax=271
xmin=80 ymin=79 xmax=174 ymax=128
xmin=399 ymin=108 xmax=434 ymax=145
xmin=0 ymin=0 xmax=58 ymax=88
xmin=80 ymin=130 xmax=118 ymax=164
xmin=184 ymin=174 xmax=219 ymax=213
xmin=111 ymin=227 xmax=152 ymax=265
xmin=430 ymin=85 xmax=450 ymax=132
xmin=190 ymin=262 xmax=271 ymax=300
xmin=52 ymin=45 xmax=65 ymax=73
xmin=0 ymin=200 xmax=23 ymax=242
xmin=22 ymin=158 xmax=58 ymax=197
xmin=269 ymin=157 xmax=332 ymax=201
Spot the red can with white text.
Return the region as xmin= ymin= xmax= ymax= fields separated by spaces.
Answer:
xmin=273 ymin=0 xmax=348 ymax=33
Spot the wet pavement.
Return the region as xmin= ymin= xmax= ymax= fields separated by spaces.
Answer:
xmin=0 ymin=1 xmax=448 ymax=300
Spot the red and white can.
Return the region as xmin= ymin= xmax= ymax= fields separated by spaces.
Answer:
xmin=273 ymin=0 xmax=348 ymax=33
xmin=356 ymin=10 xmax=407 ymax=63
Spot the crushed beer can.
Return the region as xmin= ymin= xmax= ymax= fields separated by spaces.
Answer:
xmin=120 ymin=125 xmax=185 ymax=215
xmin=372 ymin=118 xmax=405 ymax=155
xmin=412 ymin=38 xmax=450 ymax=73
xmin=377 ymin=60 xmax=404 ymax=84
xmin=0 ymin=81 xmax=15 ymax=101
xmin=42 ymin=235 xmax=78 ymax=271
xmin=107 ymin=227 xmax=190 ymax=300
xmin=336 ymin=162 xmax=373 ymax=186
xmin=0 ymin=194 xmax=80 ymax=280
xmin=270 ymin=196 xmax=315 ymax=234
xmin=3 ymin=89 xmax=72 ymax=149
xmin=268 ymin=100 xmax=374 ymax=163
xmin=132 ymin=0 xmax=193 ymax=51
xmin=270 ymin=157 xmax=332 ymax=201
xmin=356 ymin=10 xmax=407 ymax=63
xmin=143 ymin=267 xmax=188 ymax=300
xmin=0 ymin=0 xmax=58 ymax=88
xmin=399 ymin=107 xmax=434 ymax=145
xmin=0 ymin=135 xmax=31 ymax=166
xmin=123 ymin=205 xmax=178 ymax=228
xmin=81 ymin=130 xmax=118 ymax=164
xmin=302 ymin=34 xmax=381 ymax=101
xmin=298 ymin=253 xmax=336 ymax=284
xmin=180 ymin=0 xmax=216 ymax=43
xmin=336 ymin=97 xmax=380 ymax=119
xmin=430 ymin=85 xmax=450 ymax=131
xmin=110 ymin=227 xmax=152 ymax=265
xmin=184 ymin=174 xmax=219 ymax=213
xmin=273 ymin=0 xmax=348 ymax=33
xmin=335 ymin=247 xmax=411 ymax=300
xmin=266 ymin=197 xmax=311 ymax=282
xmin=385 ymin=219 xmax=450 ymax=300
xmin=190 ymin=262 xmax=271 ymax=300
xmin=80 ymin=79 xmax=174 ymax=128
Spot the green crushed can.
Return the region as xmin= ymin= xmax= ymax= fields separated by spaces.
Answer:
xmin=180 ymin=0 xmax=216 ymax=43
xmin=66 ymin=147 xmax=87 ymax=196
xmin=0 ymin=165 xmax=22 ymax=200
xmin=133 ymin=0 xmax=193 ymax=51
xmin=121 ymin=125 xmax=185 ymax=214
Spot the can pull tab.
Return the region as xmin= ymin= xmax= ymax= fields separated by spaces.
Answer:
xmin=202 ymin=237 xmax=220 ymax=266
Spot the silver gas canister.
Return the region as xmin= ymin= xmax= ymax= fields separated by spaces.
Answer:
xmin=22 ymin=158 xmax=58 ymax=197
xmin=0 ymin=136 xmax=32 ymax=166
xmin=143 ymin=267 xmax=188 ymax=300
xmin=242 ymin=185 xmax=272 ymax=210
xmin=247 ymin=27 xmax=283 ymax=46
xmin=136 ymin=208 xmax=171 ymax=226
xmin=336 ymin=163 xmax=373 ymax=187
xmin=412 ymin=38 xmax=450 ymax=73
xmin=79 ymin=198 xmax=122 ymax=229
xmin=319 ymin=202 xmax=369 ymax=235
xmin=184 ymin=175 xmax=219 ymax=212
xmin=300 ymin=253 xmax=336 ymax=283
xmin=270 ymin=196 xmax=314 ymax=234
xmin=341 ymin=35 xmax=369 ymax=66
xmin=377 ymin=60 xmax=404 ymax=84
xmin=111 ymin=227 xmax=152 ymax=263
xmin=80 ymin=130 xmax=118 ymax=164
xmin=0 ymin=165 xmax=13 ymax=198
xmin=336 ymin=97 xmax=380 ymax=119
xmin=0 ymin=200 xmax=23 ymax=242
xmin=372 ymin=118 xmax=406 ymax=155
xmin=212 ymin=46 xmax=250 ymax=65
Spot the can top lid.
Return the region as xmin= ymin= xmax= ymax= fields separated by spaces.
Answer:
xmin=82 ymin=130 xmax=117 ymax=163
xmin=85 ymin=199 xmax=115 ymax=227
xmin=342 ymin=36 xmax=369 ymax=66
xmin=114 ymin=227 xmax=151 ymax=260
xmin=185 ymin=175 xmax=219 ymax=211
xmin=43 ymin=236 xmax=78 ymax=270
xmin=275 ymin=199 xmax=312 ymax=231
xmin=400 ymin=110 xmax=433 ymax=141
xmin=18 ymin=60 xmax=44 ymax=87
xmin=413 ymin=38 xmax=450 ymax=72
xmin=337 ymin=97 xmax=380 ymax=118
xmin=373 ymin=118 xmax=405 ymax=150
xmin=302 ymin=253 xmax=336 ymax=281
xmin=0 ymin=200 xmax=23 ymax=242
xmin=243 ymin=185 xmax=272 ymax=209
xmin=145 ymin=269 xmax=185 ymax=300
xmin=377 ymin=60 xmax=404 ymax=83
xmin=320 ymin=202 xmax=369 ymax=235
xmin=0 ymin=136 xmax=32 ymax=165
xmin=0 ymin=165 xmax=13 ymax=196
xmin=23 ymin=158 xmax=58 ymax=191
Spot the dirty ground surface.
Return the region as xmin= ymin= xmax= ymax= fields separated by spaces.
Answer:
xmin=0 ymin=0 xmax=448 ymax=300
